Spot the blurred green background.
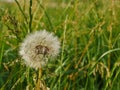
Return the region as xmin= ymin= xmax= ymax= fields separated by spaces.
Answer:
xmin=0 ymin=0 xmax=120 ymax=90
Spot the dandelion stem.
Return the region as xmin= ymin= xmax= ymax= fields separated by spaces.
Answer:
xmin=36 ymin=68 xmax=42 ymax=90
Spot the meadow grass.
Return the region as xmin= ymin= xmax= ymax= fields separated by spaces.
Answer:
xmin=0 ymin=0 xmax=120 ymax=90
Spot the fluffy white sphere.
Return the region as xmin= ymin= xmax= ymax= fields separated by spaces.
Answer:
xmin=19 ymin=30 xmax=60 ymax=69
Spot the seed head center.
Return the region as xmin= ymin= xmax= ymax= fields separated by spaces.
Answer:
xmin=35 ymin=45 xmax=49 ymax=56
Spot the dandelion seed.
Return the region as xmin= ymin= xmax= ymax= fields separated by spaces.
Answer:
xmin=19 ymin=30 xmax=60 ymax=69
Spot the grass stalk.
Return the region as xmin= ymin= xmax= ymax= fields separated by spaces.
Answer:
xmin=15 ymin=0 xmax=28 ymax=24
xmin=89 ymin=48 xmax=120 ymax=76
xmin=111 ymin=67 xmax=120 ymax=89
xmin=29 ymin=0 xmax=33 ymax=33
xmin=0 ymin=39 xmax=4 ymax=69
xmin=39 ymin=3 xmax=53 ymax=30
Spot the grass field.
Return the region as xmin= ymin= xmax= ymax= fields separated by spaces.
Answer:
xmin=0 ymin=0 xmax=120 ymax=90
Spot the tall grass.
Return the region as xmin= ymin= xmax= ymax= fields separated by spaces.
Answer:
xmin=0 ymin=0 xmax=120 ymax=90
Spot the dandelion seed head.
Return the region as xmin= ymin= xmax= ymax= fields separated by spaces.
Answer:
xmin=19 ymin=30 xmax=60 ymax=69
